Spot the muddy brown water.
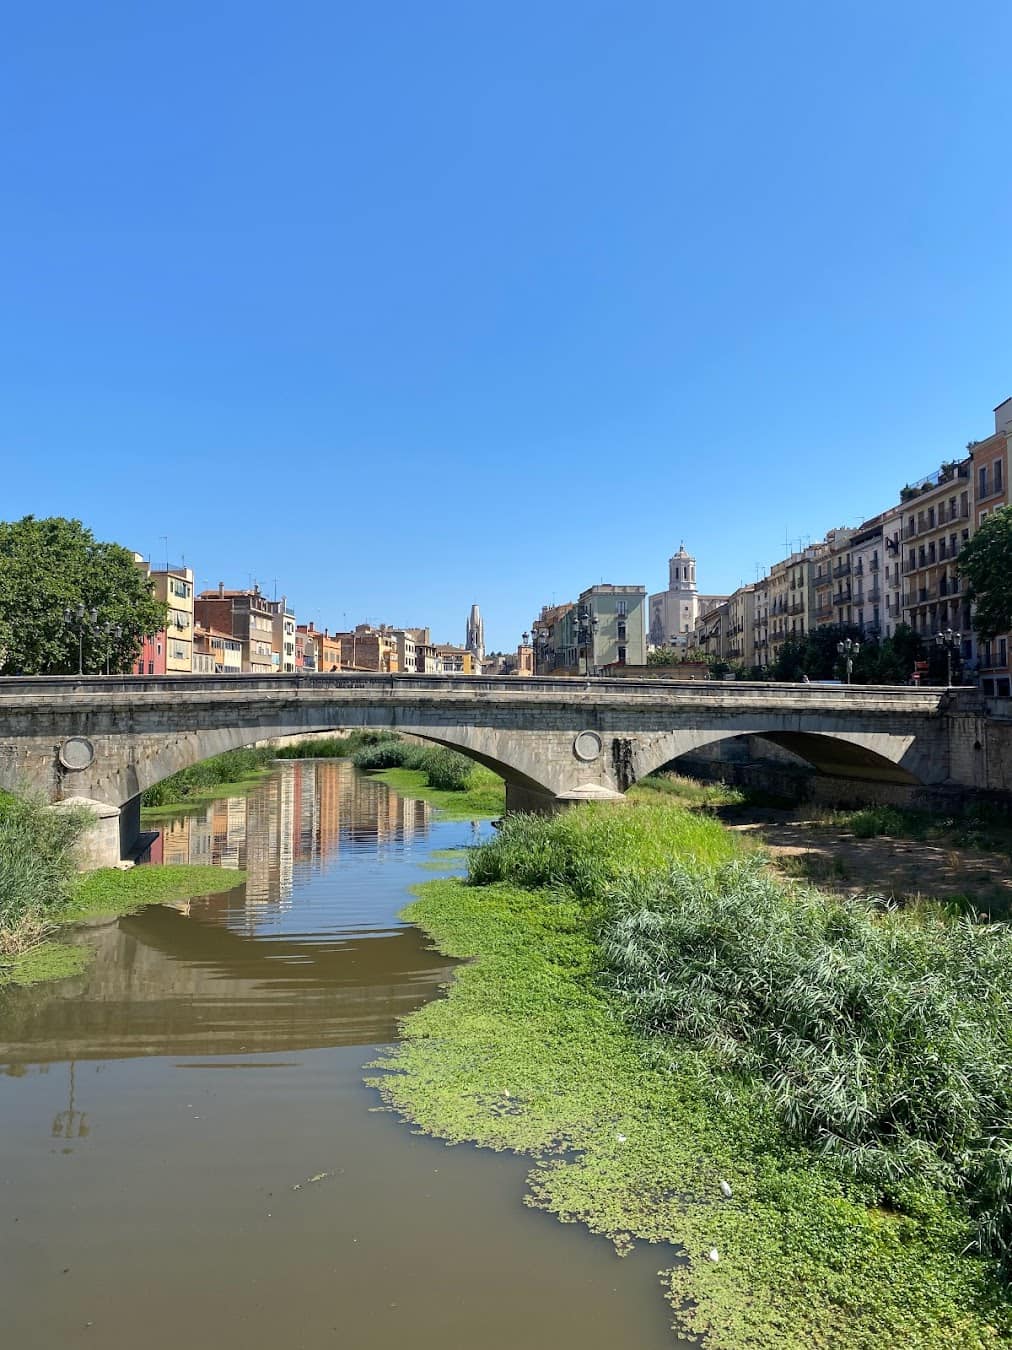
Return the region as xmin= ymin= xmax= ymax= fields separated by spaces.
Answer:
xmin=1 ymin=761 xmax=682 ymax=1349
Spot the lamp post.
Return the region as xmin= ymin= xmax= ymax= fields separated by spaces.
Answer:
xmin=575 ymin=604 xmax=598 ymax=676
xmin=101 ymin=621 xmax=123 ymax=675
xmin=837 ymin=637 xmax=860 ymax=685
xmin=64 ymin=604 xmax=98 ymax=675
xmin=934 ymin=628 xmax=961 ymax=687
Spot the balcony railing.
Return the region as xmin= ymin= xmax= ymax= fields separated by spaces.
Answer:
xmin=832 ymin=561 xmax=851 ymax=578
xmin=833 ymin=590 xmax=851 ymax=606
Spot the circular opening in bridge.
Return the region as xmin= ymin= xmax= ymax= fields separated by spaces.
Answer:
xmin=573 ymin=730 xmax=603 ymax=762
xmin=59 ymin=736 xmax=95 ymax=771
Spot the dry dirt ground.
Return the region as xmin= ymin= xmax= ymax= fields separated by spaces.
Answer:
xmin=717 ymin=806 xmax=1011 ymax=916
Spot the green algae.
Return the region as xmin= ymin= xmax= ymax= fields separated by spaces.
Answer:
xmin=0 ymin=940 xmax=91 ymax=988
xmin=368 ymin=869 xmax=1009 ymax=1347
xmin=68 ymin=864 xmax=245 ymax=922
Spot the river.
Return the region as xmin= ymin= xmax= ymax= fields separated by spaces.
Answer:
xmin=0 ymin=760 xmax=681 ymax=1349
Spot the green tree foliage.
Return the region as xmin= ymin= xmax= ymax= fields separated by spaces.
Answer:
xmin=769 ymin=624 xmax=925 ymax=685
xmin=958 ymin=504 xmax=1012 ymax=640
xmin=0 ymin=516 xmax=165 ymax=674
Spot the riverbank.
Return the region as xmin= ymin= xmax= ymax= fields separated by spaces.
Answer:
xmin=140 ymin=747 xmax=274 ymax=815
xmin=0 ymin=864 xmax=245 ymax=990
xmin=373 ymin=764 xmax=505 ymax=818
xmin=370 ymin=798 xmax=1010 ymax=1348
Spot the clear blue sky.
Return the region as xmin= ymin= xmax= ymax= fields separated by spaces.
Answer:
xmin=2 ymin=2 xmax=1010 ymax=650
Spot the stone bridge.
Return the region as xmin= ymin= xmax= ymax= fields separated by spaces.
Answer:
xmin=0 ymin=673 xmax=1001 ymax=865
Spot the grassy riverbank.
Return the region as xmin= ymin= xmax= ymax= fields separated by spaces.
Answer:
xmin=370 ymin=799 xmax=1011 ymax=1348
xmin=140 ymin=747 xmax=274 ymax=814
xmin=373 ymin=765 xmax=505 ymax=818
xmin=0 ymin=788 xmax=244 ymax=989
xmin=1 ymin=863 xmax=244 ymax=989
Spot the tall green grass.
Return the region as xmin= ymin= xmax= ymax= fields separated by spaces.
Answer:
xmin=467 ymin=799 xmax=739 ymax=897
xmin=141 ymin=746 xmax=274 ymax=807
xmin=0 ymin=793 xmax=91 ymax=955
xmin=467 ymin=802 xmax=1012 ymax=1276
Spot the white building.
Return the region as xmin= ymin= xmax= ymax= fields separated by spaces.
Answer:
xmin=649 ymin=544 xmax=727 ymax=651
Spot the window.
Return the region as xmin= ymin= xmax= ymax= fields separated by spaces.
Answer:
xmin=616 ymin=599 xmax=627 ymax=615
xmin=1000 ymin=638 xmax=1008 ymax=669
xmin=996 ymin=460 xmax=1004 ymax=494
xmin=979 ymin=465 xmax=988 ymax=497
xmin=147 ymin=661 xmax=154 ymax=674
xmin=617 ymin=646 xmax=627 ymax=664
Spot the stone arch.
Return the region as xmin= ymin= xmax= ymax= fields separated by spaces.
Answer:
xmin=627 ymin=723 xmax=927 ymax=790
xmin=97 ymin=712 xmax=558 ymax=810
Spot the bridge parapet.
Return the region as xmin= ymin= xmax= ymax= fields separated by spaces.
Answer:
xmin=0 ymin=674 xmax=993 ymax=867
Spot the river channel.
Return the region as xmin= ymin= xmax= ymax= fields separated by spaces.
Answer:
xmin=1 ymin=760 xmax=680 ymax=1349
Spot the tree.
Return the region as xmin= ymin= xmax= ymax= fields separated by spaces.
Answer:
xmin=958 ymin=505 xmax=1012 ymax=640
xmin=647 ymin=646 xmax=680 ymax=666
xmin=0 ymin=517 xmax=165 ymax=675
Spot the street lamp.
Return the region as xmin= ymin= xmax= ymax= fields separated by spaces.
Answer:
xmin=837 ymin=637 xmax=860 ymax=685
xmin=64 ymin=604 xmax=98 ymax=675
xmin=934 ymin=628 xmax=961 ymax=687
xmin=575 ymin=604 xmax=598 ymax=676
xmin=101 ymin=621 xmax=123 ymax=675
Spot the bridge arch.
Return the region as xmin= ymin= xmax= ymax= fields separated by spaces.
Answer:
xmin=101 ymin=717 xmax=546 ymax=811
xmin=627 ymin=723 xmax=926 ymax=789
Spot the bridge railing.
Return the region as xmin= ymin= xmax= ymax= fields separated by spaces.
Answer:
xmin=0 ymin=672 xmax=979 ymax=705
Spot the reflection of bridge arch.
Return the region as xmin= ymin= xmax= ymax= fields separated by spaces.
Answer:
xmin=0 ymin=673 xmax=964 ymax=863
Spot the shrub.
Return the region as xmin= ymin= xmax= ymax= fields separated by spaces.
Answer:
xmin=603 ymin=854 xmax=1012 ymax=1271
xmin=0 ymin=793 xmax=91 ymax=954
xmin=351 ymin=741 xmax=417 ymax=771
xmin=411 ymin=747 xmax=473 ymax=791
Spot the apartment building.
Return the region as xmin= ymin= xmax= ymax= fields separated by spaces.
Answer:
xmin=132 ymin=555 xmax=194 ymax=673
xmin=193 ymin=625 xmax=242 ymax=674
xmin=751 ymin=577 xmax=770 ymax=671
xmin=971 ymin=397 xmax=1012 ymax=695
xmin=270 ymin=597 xmax=297 ymax=673
xmin=767 ymin=549 xmax=815 ymax=662
xmin=725 ymin=585 xmax=755 ymax=666
xmin=580 ymin=584 xmax=647 ymax=669
xmin=881 ymin=506 xmax=904 ymax=638
xmin=697 ymin=599 xmax=730 ymax=663
xmin=294 ymin=627 xmax=317 ymax=672
xmin=298 ymin=623 xmax=341 ymax=672
xmin=336 ymin=625 xmax=400 ymax=672
xmin=899 ymin=459 xmax=973 ymax=660
xmin=195 ymin=584 xmax=276 ymax=674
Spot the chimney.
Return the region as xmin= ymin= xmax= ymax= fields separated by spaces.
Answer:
xmin=218 ymin=581 xmax=225 ymax=598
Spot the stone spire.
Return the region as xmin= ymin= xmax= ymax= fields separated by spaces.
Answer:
xmin=465 ymin=604 xmax=485 ymax=661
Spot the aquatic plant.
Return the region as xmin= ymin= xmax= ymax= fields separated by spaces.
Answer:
xmin=0 ymin=791 xmax=90 ymax=956
xmin=603 ymin=854 xmax=1012 ymax=1271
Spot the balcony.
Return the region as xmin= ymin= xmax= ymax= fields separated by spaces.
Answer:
xmin=832 ymin=561 xmax=851 ymax=579
xmin=866 ymin=587 xmax=881 ymax=604
xmin=833 ymin=590 xmax=851 ymax=607
xmin=814 ymin=604 xmax=833 ymax=621
xmin=789 ymin=601 xmax=805 ymax=616
xmin=869 ymin=558 xmax=880 ymax=572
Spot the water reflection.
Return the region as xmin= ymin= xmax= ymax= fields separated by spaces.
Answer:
xmin=0 ymin=762 xmax=684 ymax=1350
xmin=0 ymin=762 xmax=462 ymax=1064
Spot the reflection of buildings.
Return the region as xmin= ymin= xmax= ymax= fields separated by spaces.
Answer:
xmin=155 ymin=761 xmax=433 ymax=922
